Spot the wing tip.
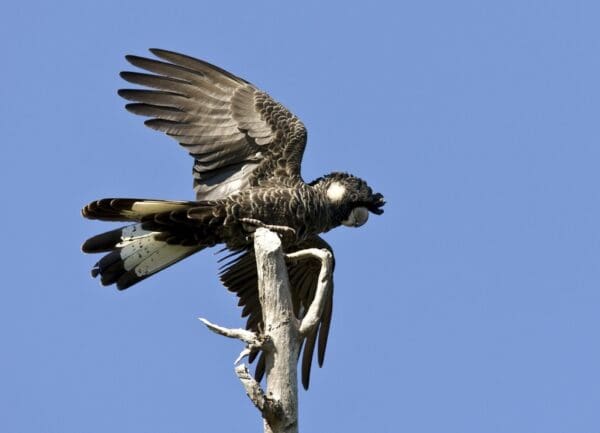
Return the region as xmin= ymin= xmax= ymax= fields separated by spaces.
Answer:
xmin=124 ymin=54 xmax=141 ymax=65
xmin=148 ymin=47 xmax=169 ymax=57
xmin=117 ymin=88 xmax=130 ymax=99
xmin=302 ymin=372 xmax=310 ymax=390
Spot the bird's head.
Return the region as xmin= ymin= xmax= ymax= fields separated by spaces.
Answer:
xmin=314 ymin=172 xmax=385 ymax=228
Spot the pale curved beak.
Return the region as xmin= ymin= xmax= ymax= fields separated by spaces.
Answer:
xmin=342 ymin=206 xmax=369 ymax=227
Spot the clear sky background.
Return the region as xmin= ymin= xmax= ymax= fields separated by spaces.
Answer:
xmin=1 ymin=1 xmax=599 ymax=432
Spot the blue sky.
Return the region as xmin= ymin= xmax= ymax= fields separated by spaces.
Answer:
xmin=1 ymin=1 xmax=599 ymax=432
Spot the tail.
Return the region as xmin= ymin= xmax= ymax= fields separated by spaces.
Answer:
xmin=82 ymin=198 xmax=206 ymax=290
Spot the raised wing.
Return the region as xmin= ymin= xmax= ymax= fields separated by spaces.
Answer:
xmin=119 ymin=49 xmax=308 ymax=200
xmin=219 ymin=236 xmax=335 ymax=390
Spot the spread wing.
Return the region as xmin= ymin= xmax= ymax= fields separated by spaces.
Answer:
xmin=119 ymin=49 xmax=308 ymax=200
xmin=219 ymin=236 xmax=335 ymax=390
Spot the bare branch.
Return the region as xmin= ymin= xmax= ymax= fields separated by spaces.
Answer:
xmin=198 ymin=317 xmax=258 ymax=345
xmin=235 ymin=364 xmax=267 ymax=410
xmin=235 ymin=364 xmax=281 ymax=418
xmin=234 ymin=347 xmax=252 ymax=365
xmin=286 ymin=248 xmax=333 ymax=336
xmin=201 ymin=229 xmax=309 ymax=433
xmin=254 ymin=229 xmax=299 ymax=433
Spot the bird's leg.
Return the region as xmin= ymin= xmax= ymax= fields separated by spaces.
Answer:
xmin=240 ymin=218 xmax=296 ymax=243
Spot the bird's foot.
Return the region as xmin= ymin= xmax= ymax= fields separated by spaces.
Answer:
xmin=240 ymin=218 xmax=296 ymax=243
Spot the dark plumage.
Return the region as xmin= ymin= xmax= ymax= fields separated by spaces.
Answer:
xmin=82 ymin=49 xmax=385 ymax=389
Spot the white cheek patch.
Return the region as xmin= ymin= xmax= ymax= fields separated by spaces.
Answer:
xmin=326 ymin=182 xmax=347 ymax=202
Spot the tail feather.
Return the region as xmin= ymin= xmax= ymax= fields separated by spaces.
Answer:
xmin=82 ymin=224 xmax=155 ymax=253
xmin=117 ymin=242 xmax=200 ymax=289
xmin=84 ymin=223 xmax=203 ymax=290
xmin=82 ymin=198 xmax=196 ymax=222
xmin=82 ymin=198 xmax=207 ymax=290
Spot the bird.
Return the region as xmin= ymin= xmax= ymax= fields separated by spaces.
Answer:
xmin=81 ymin=49 xmax=385 ymax=389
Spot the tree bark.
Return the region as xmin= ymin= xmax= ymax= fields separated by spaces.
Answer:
xmin=201 ymin=228 xmax=333 ymax=433
xmin=254 ymin=228 xmax=300 ymax=433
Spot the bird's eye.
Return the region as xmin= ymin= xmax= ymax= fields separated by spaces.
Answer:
xmin=350 ymin=193 xmax=359 ymax=202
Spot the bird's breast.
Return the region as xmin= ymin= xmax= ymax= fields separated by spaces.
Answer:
xmin=223 ymin=186 xmax=332 ymax=241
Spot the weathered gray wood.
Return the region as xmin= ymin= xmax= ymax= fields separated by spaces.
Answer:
xmin=254 ymin=228 xmax=300 ymax=433
xmin=200 ymin=228 xmax=333 ymax=433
